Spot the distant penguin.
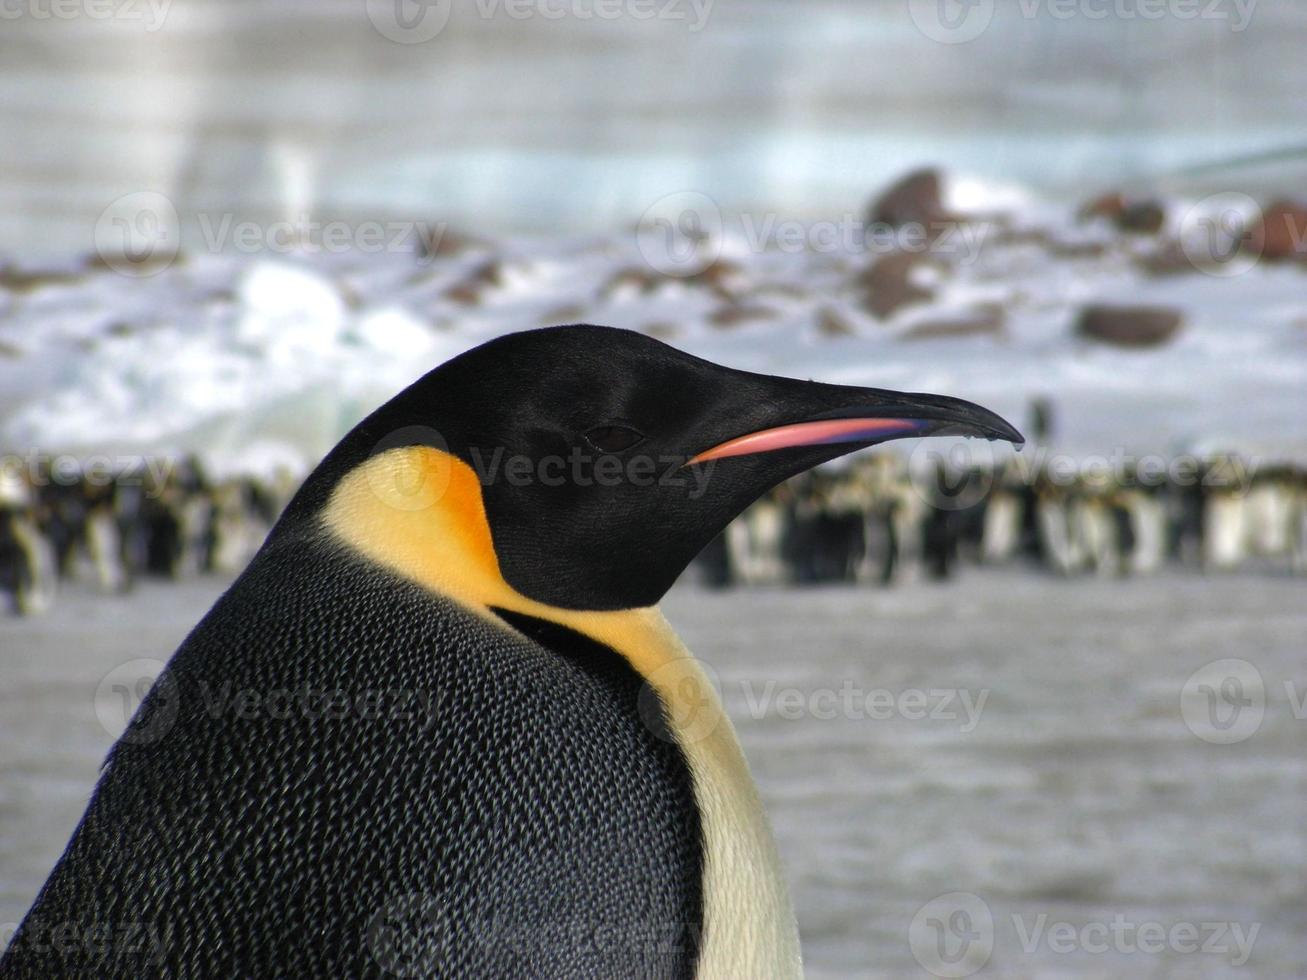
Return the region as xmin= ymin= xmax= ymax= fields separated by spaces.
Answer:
xmin=1202 ymin=458 xmax=1248 ymax=571
xmin=979 ymin=467 xmax=1024 ymax=565
xmin=725 ymin=485 xmax=790 ymax=586
xmin=2 ymin=325 xmax=1021 ymax=978
xmin=0 ymin=472 xmax=57 ymax=616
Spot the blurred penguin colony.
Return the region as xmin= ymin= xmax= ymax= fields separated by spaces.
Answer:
xmin=692 ymin=441 xmax=1307 ymax=590
xmin=1 ymin=435 xmax=1305 ymax=617
xmin=0 ymin=457 xmax=296 ymax=616
xmin=4 ymin=165 xmax=1307 ymax=614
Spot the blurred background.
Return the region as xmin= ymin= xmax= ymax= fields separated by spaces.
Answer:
xmin=1 ymin=1 xmax=1304 ymax=977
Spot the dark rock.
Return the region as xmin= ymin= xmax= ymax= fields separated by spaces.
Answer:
xmin=444 ymin=258 xmax=506 ymax=305
xmin=1117 ymin=201 xmax=1166 ymax=234
xmin=683 ymin=259 xmax=749 ymax=300
xmin=1047 ymin=238 xmax=1109 ymax=260
xmin=1246 ymin=200 xmax=1307 ymax=261
xmin=709 ymin=304 xmax=778 ymax=328
xmin=83 ymin=250 xmax=181 ymax=277
xmin=540 ymin=303 xmax=589 ymax=325
xmin=989 ymin=226 xmax=1105 ymax=259
xmin=0 ymin=265 xmax=84 ymax=293
xmin=466 ymin=258 xmax=506 ymax=287
xmin=444 ymin=282 xmax=483 ymax=305
xmin=750 ymin=282 xmax=811 ymax=301
xmin=902 ymin=304 xmax=1006 ymax=342
xmin=416 ymin=226 xmax=489 ymax=260
xmin=815 ymin=307 xmax=856 ymax=337
xmin=858 ymin=250 xmax=934 ymax=320
xmin=1078 ymin=193 xmax=1165 ymax=234
xmin=869 ymin=168 xmax=953 ymax=230
xmin=1135 ymin=241 xmax=1194 ymax=277
xmin=599 ymin=266 xmax=662 ymax=299
xmin=1078 ymin=192 xmax=1127 ymax=222
xmin=1076 ymin=304 xmax=1183 ymax=348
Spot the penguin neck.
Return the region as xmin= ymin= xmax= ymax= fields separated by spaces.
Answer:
xmin=317 ymin=445 xmax=680 ymax=676
xmin=318 ymin=445 xmax=803 ymax=977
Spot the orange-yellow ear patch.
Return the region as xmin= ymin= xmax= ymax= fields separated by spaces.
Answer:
xmin=323 ymin=446 xmax=503 ymax=599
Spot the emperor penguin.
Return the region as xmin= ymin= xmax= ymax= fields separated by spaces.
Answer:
xmin=2 ymin=325 xmax=1021 ymax=979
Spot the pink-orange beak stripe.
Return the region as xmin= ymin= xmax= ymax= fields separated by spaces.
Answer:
xmin=687 ymin=417 xmax=926 ymax=465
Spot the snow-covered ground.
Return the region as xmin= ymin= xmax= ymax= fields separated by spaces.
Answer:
xmin=2 ymin=571 xmax=1303 ymax=977
xmin=2 ymin=178 xmax=1305 ymax=478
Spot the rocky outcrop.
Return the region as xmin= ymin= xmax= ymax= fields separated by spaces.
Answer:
xmin=1245 ymin=200 xmax=1307 ymax=261
xmin=858 ymin=250 xmax=935 ymax=319
xmin=1078 ymin=193 xmax=1165 ymax=234
xmin=1076 ymin=304 xmax=1183 ymax=348
xmin=902 ymin=304 xmax=1006 ymax=341
xmin=869 ymin=168 xmax=954 ymax=230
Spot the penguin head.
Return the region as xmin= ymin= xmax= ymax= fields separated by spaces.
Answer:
xmin=303 ymin=325 xmax=1022 ymax=611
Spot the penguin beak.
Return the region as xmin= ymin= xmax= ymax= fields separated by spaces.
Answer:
xmin=687 ymin=392 xmax=1024 ymax=466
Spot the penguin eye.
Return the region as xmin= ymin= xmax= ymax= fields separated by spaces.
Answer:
xmin=582 ymin=424 xmax=645 ymax=454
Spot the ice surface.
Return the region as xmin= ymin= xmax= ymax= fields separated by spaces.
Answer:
xmin=1 ymin=572 xmax=1303 ymax=976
